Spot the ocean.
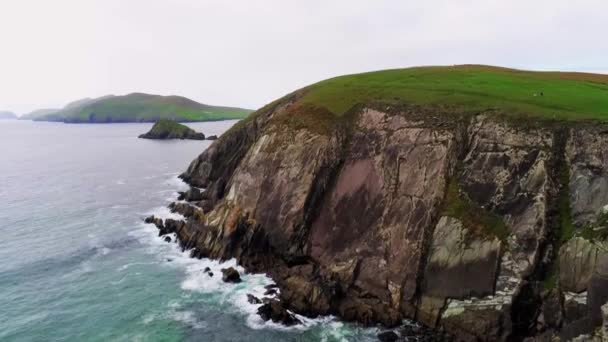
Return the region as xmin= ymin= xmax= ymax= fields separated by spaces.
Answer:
xmin=0 ymin=120 xmax=378 ymax=342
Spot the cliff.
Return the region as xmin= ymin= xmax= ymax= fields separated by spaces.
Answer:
xmin=152 ymin=66 xmax=608 ymax=341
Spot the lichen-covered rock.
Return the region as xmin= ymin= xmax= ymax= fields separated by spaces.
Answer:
xmin=559 ymin=237 xmax=606 ymax=293
xmin=566 ymin=128 xmax=608 ymax=226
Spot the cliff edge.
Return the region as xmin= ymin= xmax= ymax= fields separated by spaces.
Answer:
xmin=151 ymin=66 xmax=608 ymax=341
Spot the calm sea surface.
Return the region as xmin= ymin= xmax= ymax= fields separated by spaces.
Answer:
xmin=0 ymin=120 xmax=377 ymax=342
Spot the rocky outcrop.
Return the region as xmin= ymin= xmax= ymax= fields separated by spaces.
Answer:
xmin=221 ymin=267 xmax=242 ymax=283
xmin=150 ymin=97 xmax=608 ymax=341
xmin=257 ymin=299 xmax=301 ymax=326
xmin=138 ymin=119 xmax=205 ymax=140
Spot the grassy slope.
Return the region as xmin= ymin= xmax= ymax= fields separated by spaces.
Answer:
xmin=44 ymin=93 xmax=252 ymax=123
xmin=298 ymin=65 xmax=608 ymax=120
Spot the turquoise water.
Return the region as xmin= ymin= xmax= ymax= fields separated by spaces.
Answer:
xmin=0 ymin=120 xmax=378 ymax=342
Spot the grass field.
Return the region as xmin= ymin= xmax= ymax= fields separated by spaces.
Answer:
xmin=298 ymin=65 xmax=608 ymax=120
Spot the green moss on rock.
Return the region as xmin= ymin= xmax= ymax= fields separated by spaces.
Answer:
xmin=442 ymin=180 xmax=509 ymax=242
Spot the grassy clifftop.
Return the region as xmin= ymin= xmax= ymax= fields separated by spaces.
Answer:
xmin=296 ymin=65 xmax=608 ymax=121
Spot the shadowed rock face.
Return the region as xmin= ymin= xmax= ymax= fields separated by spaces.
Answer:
xmin=159 ymin=98 xmax=608 ymax=341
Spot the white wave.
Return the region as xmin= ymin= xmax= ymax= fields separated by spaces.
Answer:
xmin=164 ymin=174 xmax=189 ymax=190
xmin=142 ymin=313 xmax=156 ymax=325
xmin=131 ymin=174 xmax=360 ymax=334
xmin=171 ymin=310 xmax=206 ymax=329
xmin=98 ymin=247 xmax=112 ymax=256
xmin=117 ymin=262 xmax=157 ymax=271
xmin=109 ymin=204 xmax=128 ymax=209
xmin=137 ymin=205 xmax=185 ymax=221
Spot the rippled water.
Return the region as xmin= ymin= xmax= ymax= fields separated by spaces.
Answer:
xmin=0 ymin=120 xmax=378 ymax=342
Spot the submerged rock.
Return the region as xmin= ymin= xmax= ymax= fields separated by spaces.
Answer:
xmin=221 ymin=267 xmax=241 ymax=283
xmin=247 ymin=294 xmax=262 ymax=304
xmin=257 ymin=300 xmax=301 ymax=326
xmin=138 ymin=119 xmax=205 ymax=140
xmin=377 ymin=331 xmax=398 ymax=342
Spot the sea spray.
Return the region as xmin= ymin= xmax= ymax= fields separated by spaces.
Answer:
xmin=130 ymin=175 xmax=380 ymax=339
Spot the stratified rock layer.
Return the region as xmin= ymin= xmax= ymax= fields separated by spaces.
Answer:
xmin=158 ymin=96 xmax=608 ymax=341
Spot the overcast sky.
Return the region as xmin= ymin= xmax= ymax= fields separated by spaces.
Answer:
xmin=1 ymin=0 xmax=607 ymax=114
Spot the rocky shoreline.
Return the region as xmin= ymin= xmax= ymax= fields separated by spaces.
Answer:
xmin=145 ymin=94 xmax=608 ymax=341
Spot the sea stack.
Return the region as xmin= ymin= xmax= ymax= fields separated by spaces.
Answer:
xmin=138 ymin=119 xmax=205 ymax=140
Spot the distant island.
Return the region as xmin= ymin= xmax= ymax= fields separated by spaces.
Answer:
xmin=0 ymin=111 xmax=17 ymax=119
xmin=20 ymin=93 xmax=253 ymax=123
xmin=139 ymin=119 xmax=214 ymax=140
xmin=19 ymin=109 xmax=61 ymax=120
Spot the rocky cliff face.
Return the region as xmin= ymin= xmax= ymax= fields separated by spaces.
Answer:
xmin=157 ymin=96 xmax=608 ymax=341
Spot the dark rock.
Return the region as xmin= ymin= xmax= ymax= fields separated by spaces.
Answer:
xmin=206 ymin=135 xmax=218 ymax=140
xmin=208 ymin=272 xmax=214 ymax=277
xmin=377 ymin=331 xmax=398 ymax=342
xmin=247 ymin=294 xmax=262 ymax=304
xmin=197 ymin=200 xmax=213 ymax=213
xmin=144 ymin=215 xmax=164 ymax=229
xmin=169 ymin=202 xmax=196 ymax=217
xmin=139 ymin=119 xmax=205 ymax=140
xmin=265 ymin=284 xmax=279 ymax=290
xmin=158 ymin=218 xmax=184 ymax=236
xmin=164 ymin=236 xmax=171 ymax=243
xmin=257 ymin=300 xmax=301 ymax=326
xmin=264 ymin=288 xmax=278 ymax=296
xmin=181 ymin=188 xmax=206 ymax=202
xmin=221 ymin=267 xmax=241 ymax=283
xmin=204 ymin=267 xmax=211 ymax=273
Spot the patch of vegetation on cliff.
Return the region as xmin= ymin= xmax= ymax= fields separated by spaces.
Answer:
xmin=580 ymin=212 xmax=608 ymax=242
xmin=272 ymin=103 xmax=346 ymax=135
xmin=442 ymin=180 xmax=509 ymax=242
xmin=298 ymin=65 xmax=608 ymax=121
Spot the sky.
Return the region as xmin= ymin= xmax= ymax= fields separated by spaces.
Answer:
xmin=1 ymin=0 xmax=607 ymax=115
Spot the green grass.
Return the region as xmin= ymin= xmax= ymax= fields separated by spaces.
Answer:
xmin=298 ymin=65 xmax=608 ymax=120
xmin=37 ymin=93 xmax=252 ymax=123
xmin=147 ymin=119 xmax=193 ymax=135
xmin=442 ymin=180 xmax=509 ymax=242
